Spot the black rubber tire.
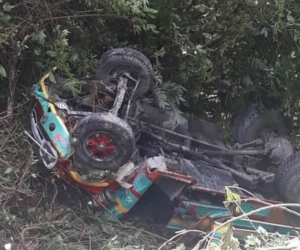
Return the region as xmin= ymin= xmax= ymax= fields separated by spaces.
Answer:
xmin=275 ymin=151 xmax=300 ymax=200
xmin=236 ymin=109 xmax=287 ymax=144
xmin=96 ymin=48 xmax=154 ymax=98
xmin=231 ymin=114 xmax=242 ymax=142
xmin=72 ymin=113 xmax=135 ymax=171
xmin=283 ymin=174 xmax=300 ymax=207
xmin=231 ymin=103 xmax=259 ymax=142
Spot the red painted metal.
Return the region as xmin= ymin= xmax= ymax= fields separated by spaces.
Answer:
xmin=130 ymin=187 xmax=142 ymax=198
xmin=34 ymin=101 xmax=43 ymax=118
xmin=87 ymin=133 xmax=117 ymax=158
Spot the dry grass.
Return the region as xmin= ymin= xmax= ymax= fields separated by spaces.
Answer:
xmin=3 ymin=106 xmax=300 ymax=250
xmin=0 ymin=110 xmax=163 ymax=250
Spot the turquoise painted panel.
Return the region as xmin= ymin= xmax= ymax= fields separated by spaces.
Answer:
xmin=166 ymin=223 xmax=187 ymax=231
xmin=176 ymin=207 xmax=189 ymax=215
xmin=166 ymin=201 xmax=300 ymax=243
xmin=182 ymin=201 xmax=231 ymax=218
xmin=106 ymin=171 xmax=154 ymax=218
xmin=32 ymin=83 xmax=71 ymax=158
xmin=233 ymin=219 xmax=300 ymax=236
xmin=107 ymin=189 xmax=139 ymax=218
xmin=239 ymin=202 xmax=272 ymax=217
xmin=211 ymin=239 xmax=222 ymax=246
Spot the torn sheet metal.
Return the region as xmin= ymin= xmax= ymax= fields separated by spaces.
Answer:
xmin=167 ymin=198 xmax=300 ymax=247
xmin=145 ymin=155 xmax=167 ymax=171
xmin=113 ymin=161 xmax=137 ymax=189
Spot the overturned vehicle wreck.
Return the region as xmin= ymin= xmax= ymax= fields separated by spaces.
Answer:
xmin=28 ymin=48 xmax=300 ymax=247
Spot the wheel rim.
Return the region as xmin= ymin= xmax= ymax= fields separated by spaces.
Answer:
xmin=83 ymin=132 xmax=118 ymax=161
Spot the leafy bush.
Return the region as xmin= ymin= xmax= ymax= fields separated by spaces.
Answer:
xmin=1 ymin=0 xmax=300 ymax=132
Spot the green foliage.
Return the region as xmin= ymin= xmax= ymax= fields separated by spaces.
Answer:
xmin=0 ymin=64 xmax=6 ymax=77
xmin=244 ymin=226 xmax=293 ymax=249
xmin=1 ymin=0 xmax=300 ymax=133
xmin=224 ymin=187 xmax=241 ymax=213
xmin=152 ymin=60 xmax=186 ymax=111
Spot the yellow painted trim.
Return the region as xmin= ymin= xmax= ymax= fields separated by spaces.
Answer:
xmin=202 ymin=218 xmax=211 ymax=227
xmin=40 ymin=73 xmax=51 ymax=99
xmin=168 ymin=218 xmax=189 ymax=228
xmin=38 ymin=71 xmax=70 ymax=158
xmin=40 ymin=73 xmax=65 ymax=126
xmin=69 ymin=170 xmax=109 ymax=188
xmin=115 ymin=198 xmax=129 ymax=214
xmin=212 ymin=223 xmax=229 ymax=233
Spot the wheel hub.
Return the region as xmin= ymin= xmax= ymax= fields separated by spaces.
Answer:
xmin=97 ymin=143 xmax=106 ymax=151
xmin=86 ymin=133 xmax=117 ymax=160
xmin=268 ymin=137 xmax=294 ymax=165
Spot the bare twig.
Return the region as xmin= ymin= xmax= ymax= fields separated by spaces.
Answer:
xmin=158 ymin=229 xmax=206 ymax=250
xmin=226 ymin=185 xmax=300 ymax=220
xmin=192 ymin=203 xmax=300 ymax=250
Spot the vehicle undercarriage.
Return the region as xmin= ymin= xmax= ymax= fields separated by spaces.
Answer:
xmin=27 ymin=48 xmax=300 ymax=247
